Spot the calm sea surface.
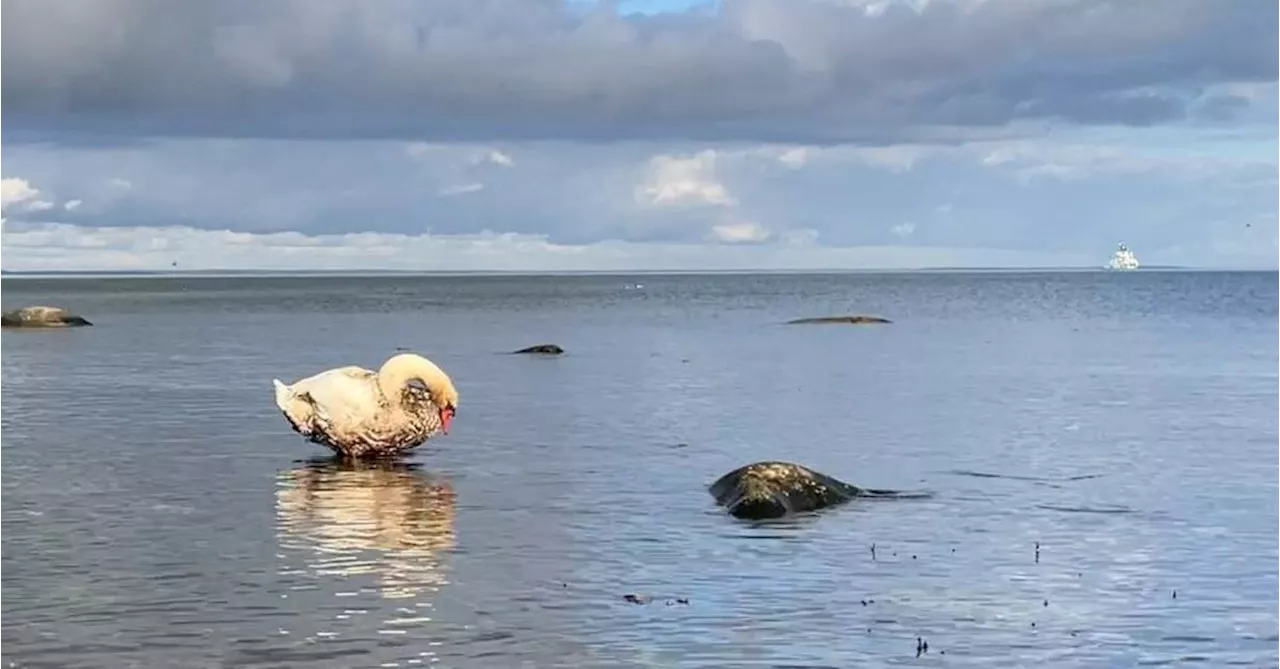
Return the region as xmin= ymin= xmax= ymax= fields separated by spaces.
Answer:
xmin=2 ymin=271 xmax=1277 ymax=668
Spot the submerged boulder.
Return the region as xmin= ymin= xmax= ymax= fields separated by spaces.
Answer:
xmin=1 ymin=306 xmax=93 ymax=328
xmin=708 ymin=461 xmax=924 ymax=520
xmin=786 ymin=315 xmax=891 ymax=325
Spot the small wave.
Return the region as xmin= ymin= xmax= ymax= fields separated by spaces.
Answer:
xmin=947 ymin=469 xmax=1105 ymax=482
xmin=1036 ymin=504 xmax=1133 ymax=515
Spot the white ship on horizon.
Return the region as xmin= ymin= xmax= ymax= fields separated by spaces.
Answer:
xmin=1105 ymin=243 xmax=1140 ymax=271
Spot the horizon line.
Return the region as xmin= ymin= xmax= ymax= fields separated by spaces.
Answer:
xmin=8 ymin=264 xmax=1278 ymax=279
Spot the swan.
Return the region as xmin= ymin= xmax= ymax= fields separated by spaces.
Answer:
xmin=272 ymin=353 xmax=459 ymax=458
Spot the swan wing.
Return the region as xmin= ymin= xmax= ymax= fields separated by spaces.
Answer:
xmin=291 ymin=367 xmax=385 ymax=424
xmin=275 ymin=366 xmax=384 ymax=430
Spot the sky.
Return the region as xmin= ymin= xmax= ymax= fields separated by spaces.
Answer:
xmin=1 ymin=0 xmax=1276 ymax=272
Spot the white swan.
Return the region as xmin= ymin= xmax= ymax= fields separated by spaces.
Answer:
xmin=272 ymin=353 xmax=459 ymax=458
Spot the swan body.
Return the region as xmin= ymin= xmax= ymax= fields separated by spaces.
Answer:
xmin=272 ymin=353 xmax=459 ymax=458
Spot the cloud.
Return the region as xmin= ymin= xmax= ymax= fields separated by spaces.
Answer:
xmin=631 ymin=149 xmax=800 ymax=244
xmin=484 ymin=150 xmax=515 ymax=168
xmin=8 ymin=220 xmax=1273 ymax=272
xmin=636 ymin=150 xmax=737 ymax=207
xmin=0 ymin=220 xmax=1107 ymax=272
xmin=710 ymin=221 xmax=772 ymax=244
xmin=3 ymin=2 xmax=1274 ymax=274
xmin=2 ymin=129 xmax=1273 ymax=263
xmin=438 ymin=182 xmax=485 ymax=196
xmin=1 ymin=177 xmax=68 ymax=216
xmin=777 ymin=147 xmax=809 ymax=169
xmin=2 ymin=178 xmax=41 ymax=209
xmin=3 ymin=0 xmax=1274 ymax=143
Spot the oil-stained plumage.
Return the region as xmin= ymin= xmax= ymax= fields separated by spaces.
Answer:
xmin=708 ymin=461 xmax=927 ymax=520
xmin=272 ymin=353 xmax=459 ymax=458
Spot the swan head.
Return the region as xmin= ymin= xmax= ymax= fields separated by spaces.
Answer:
xmin=379 ymin=353 xmax=460 ymax=434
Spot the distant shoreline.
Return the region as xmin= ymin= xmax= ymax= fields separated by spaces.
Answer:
xmin=4 ymin=265 xmax=1271 ymax=280
xmin=0 ymin=266 xmax=1228 ymax=278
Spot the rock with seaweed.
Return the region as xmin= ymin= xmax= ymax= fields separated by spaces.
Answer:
xmin=708 ymin=461 xmax=929 ymax=520
xmin=1 ymin=306 xmax=93 ymax=328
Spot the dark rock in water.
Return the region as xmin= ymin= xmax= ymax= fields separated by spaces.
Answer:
xmin=621 ymin=593 xmax=689 ymax=606
xmin=708 ymin=461 xmax=927 ymax=520
xmin=1 ymin=306 xmax=93 ymax=328
xmin=512 ymin=344 xmax=565 ymax=355
xmin=787 ymin=315 xmax=892 ymax=325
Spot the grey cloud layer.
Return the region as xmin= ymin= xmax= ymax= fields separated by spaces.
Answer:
xmin=4 ymin=138 xmax=1274 ymax=256
xmin=4 ymin=0 xmax=1275 ymax=142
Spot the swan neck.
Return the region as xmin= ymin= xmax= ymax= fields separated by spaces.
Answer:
xmin=377 ymin=363 xmax=408 ymax=407
xmin=376 ymin=353 xmax=452 ymax=411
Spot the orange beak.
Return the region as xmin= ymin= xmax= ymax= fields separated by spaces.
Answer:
xmin=440 ymin=406 xmax=455 ymax=434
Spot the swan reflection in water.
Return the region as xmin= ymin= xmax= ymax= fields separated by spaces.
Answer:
xmin=275 ymin=457 xmax=457 ymax=600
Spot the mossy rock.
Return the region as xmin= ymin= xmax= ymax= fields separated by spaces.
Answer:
xmin=1 ymin=306 xmax=93 ymax=328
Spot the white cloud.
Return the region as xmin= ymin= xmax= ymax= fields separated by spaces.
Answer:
xmin=2 ymin=178 xmax=40 ymax=208
xmin=63 ymin=199 xmax=83 ymax=211
xmin=777 ymin=147 xmax=809 ymax=169
xmin=2 ymin=221 xmax=1113 ymax=272
xmin=710 ymin=221 xmax=773 ymax=244
xmin=891 ymin=222 xmax=917 ymax=239
xmin=2 ymin=177 xmax=75 ymax=215
xmin=438 ymin=183 xmax=485 ymax=196
xmin=485 ymin=150 xmax=515 ymax=168
xmin=635 ymin=151 xmax=737 ymax=207
xmin=2 ymin=134 xmax=1273 ymax=270
xmin=981 ymin=148 xmax=1016 ymax=166
xmin=411 ymin=143 xmax=514 ymax=169
xmin=405 ymin=145 xmax=513 ymax=201
xmin=967 ymin=140 xmax=1273 ymax=183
